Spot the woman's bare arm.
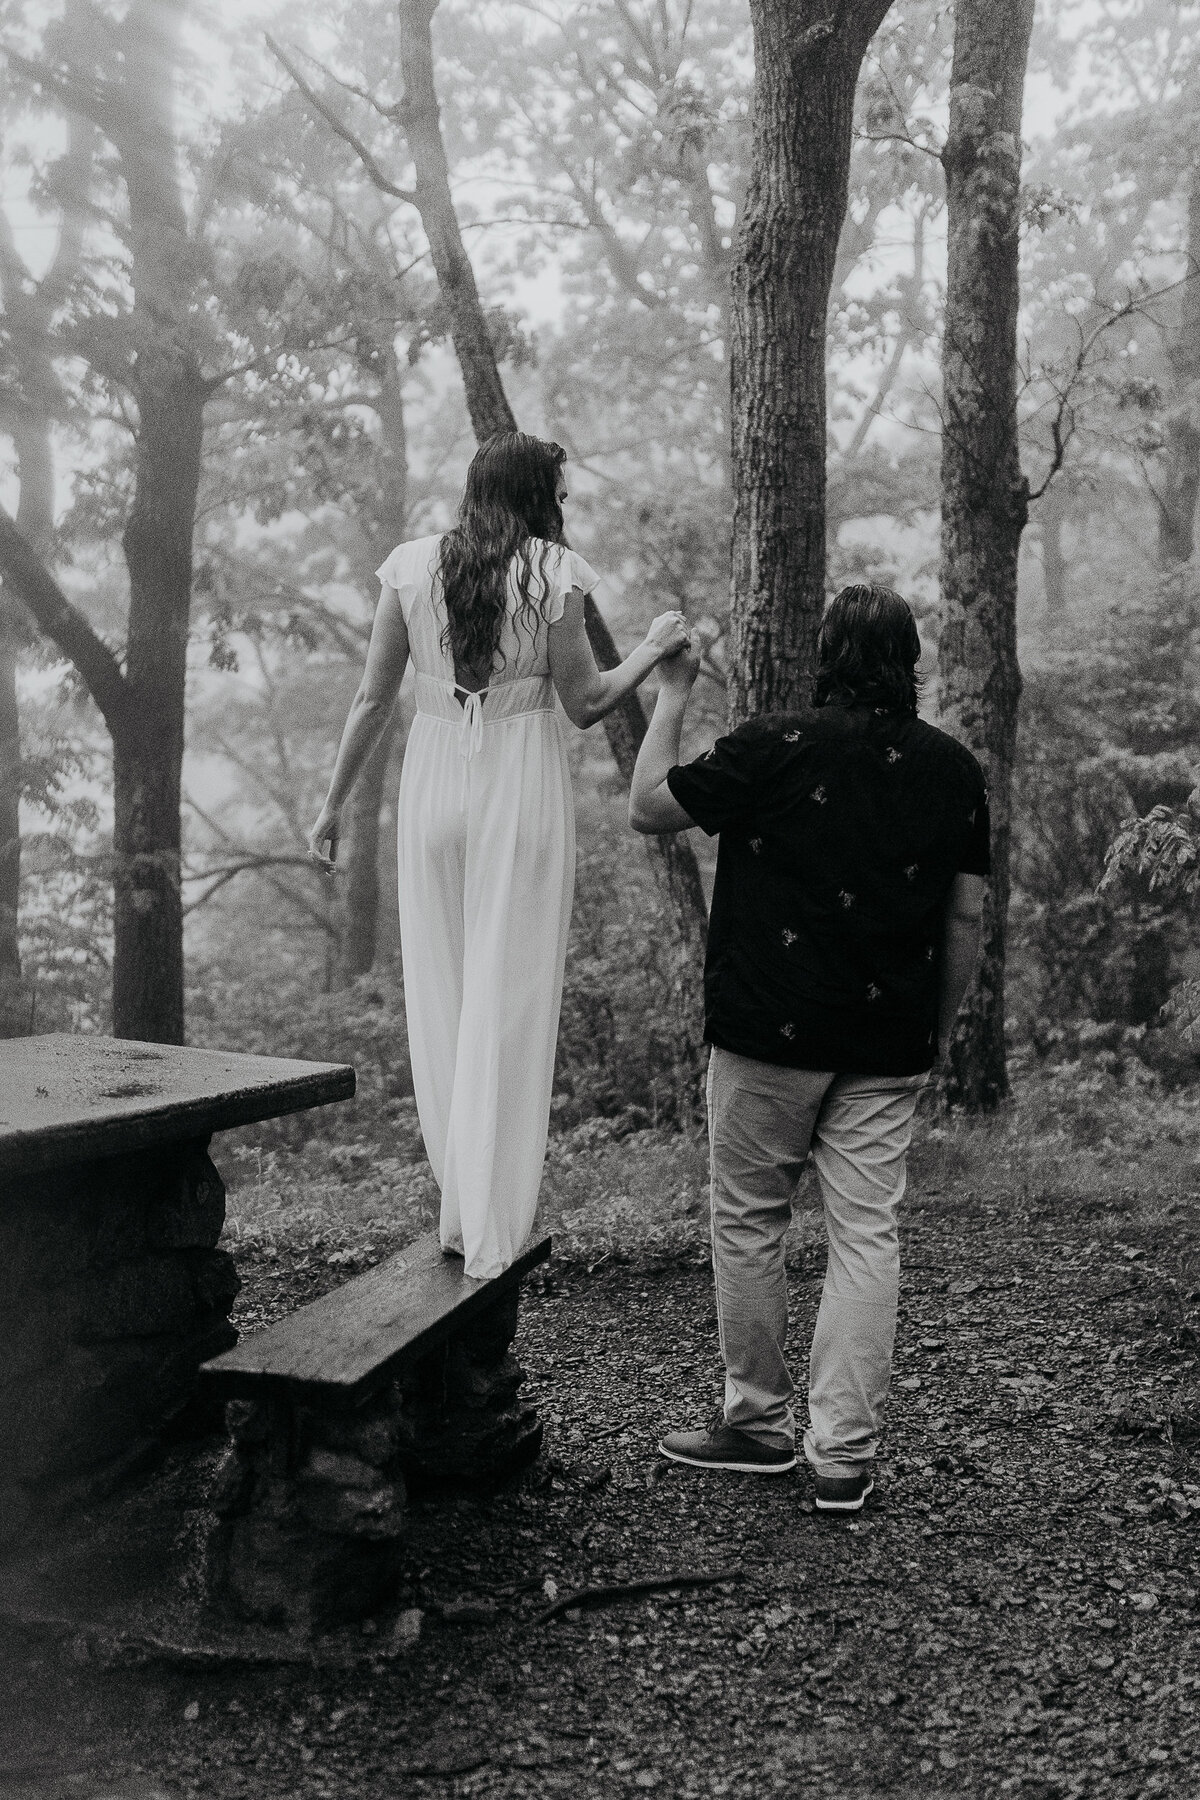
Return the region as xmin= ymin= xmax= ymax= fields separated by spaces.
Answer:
xmin=547 ymin=588 xmax=690 ymax=728
xmin=307 ymin=586 xmax=410 ymax=872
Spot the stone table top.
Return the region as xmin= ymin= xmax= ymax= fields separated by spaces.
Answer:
xmin=0 ymin=1035 xmax=355 ymax=1180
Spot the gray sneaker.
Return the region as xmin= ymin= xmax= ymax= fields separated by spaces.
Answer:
xmin=813 ymin=1470 xmax=874 ymax=1512
xmin=659 ymin=1416 xmax=796 ymax=1475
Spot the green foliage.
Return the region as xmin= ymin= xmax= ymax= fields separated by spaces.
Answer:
xmin=1104 ymin=800 xmax=1200 ymax=902
xmin=1011 ymin=566 xmax=1200 ymax=1066
xmin=189 ymin=954 xmax=414 ymax=1145
xmin=554 ymin=793 xmax=699 ymax=1128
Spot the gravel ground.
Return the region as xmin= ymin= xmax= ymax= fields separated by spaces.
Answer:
xmin=3 ymin=1169 xmax=1200 ymax=1800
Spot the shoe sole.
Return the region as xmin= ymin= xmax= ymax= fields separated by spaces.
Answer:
xmin=658 ymin=1442 xmax=797 ymax=1475
xmin=814 ymin=1479 xmax=875 ymax=1513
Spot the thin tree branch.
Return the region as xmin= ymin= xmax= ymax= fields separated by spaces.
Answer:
xmin=1027 ymin=268 xmax=1199 ymax=502
xmin=181 ymin=853 xmax=319 ymax=915
xmin=265 ymin=35 xmax=416 ymax=205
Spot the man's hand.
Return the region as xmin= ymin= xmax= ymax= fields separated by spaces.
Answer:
xmin=657 ymin=638 xmax=702 ymax=695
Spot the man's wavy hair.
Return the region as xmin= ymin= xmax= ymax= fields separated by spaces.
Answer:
xmin=436 ymin=431 xmax=567 ymax=685
xmin=812 ymin=583 xmax=922 ymax=715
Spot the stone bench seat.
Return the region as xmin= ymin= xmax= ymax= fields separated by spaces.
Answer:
xmin=200 ymin=1231 xmax=550 ymax=1409
xmin=200 ymin=1232 xmax=551 ymax=1632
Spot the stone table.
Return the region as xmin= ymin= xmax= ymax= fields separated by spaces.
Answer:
xmin=0 ymin=1035 xmax=353 ymax=1551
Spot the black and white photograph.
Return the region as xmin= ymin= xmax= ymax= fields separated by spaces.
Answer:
xmin=0 ymin=0 xmax=1198 ymax=1794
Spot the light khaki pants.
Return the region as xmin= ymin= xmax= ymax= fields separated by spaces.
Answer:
xmin=706 ymin=1047 xmax=927 ymax=1479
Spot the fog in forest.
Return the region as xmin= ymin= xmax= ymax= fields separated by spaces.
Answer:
xmin=1 ymin=0 xmax=1198 ymax=1109
xmin=5 ymin=4 xmax=1200 ymax=1789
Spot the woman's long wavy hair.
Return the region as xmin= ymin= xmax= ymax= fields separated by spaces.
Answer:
xmin=436 ymin=432 xmax=567 ymax=685
xmin=812 ymin=583 xmax=922 ymax=715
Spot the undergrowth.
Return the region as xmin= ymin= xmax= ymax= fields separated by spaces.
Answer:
xmin=220 ymin=1061 xmax=1200 ymax=1290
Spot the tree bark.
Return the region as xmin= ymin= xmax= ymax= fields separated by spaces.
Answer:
xmin=396 ymin=0 xmax=517 ymax=446
xmin=110 ymin=0 xmax=204 ymax=1044
xmin=1156 ymin=175 xmax=1200 ymax=568
xmin=336 ymin=348 xmax=410 ymax=984
xmin=0 ymin=623 xmax=21 ymax=1038
xmin=728 ymin=0 xmax=894 ymax=726
xmin=338 ymin=710 xmax=398 ymax=982
xmin=395 ymin=0 xmax=709 ymax=1095
xmin=0 ymin=423 xmax=56 ymax=1038
xmin=937 ymin=0 xmax=1035 ymax=1111
xmin=1039 ymin=477 xmax=1068 ymax=619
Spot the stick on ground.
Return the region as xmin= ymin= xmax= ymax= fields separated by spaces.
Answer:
xmin=535 ymin=1569 xmax=742 ymax=1626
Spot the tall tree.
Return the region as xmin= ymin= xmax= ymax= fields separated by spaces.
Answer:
xmin=727 ymin=0 xmax=895 ymax=726
xmin=937 ymin=0 xmax=1036 ymax=1109
xmin=2 ymin=0 xmax=206 ymax=1043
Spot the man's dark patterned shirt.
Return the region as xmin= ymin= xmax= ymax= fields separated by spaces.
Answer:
xmin=667 ymin=702 xmax=991 ymax=1075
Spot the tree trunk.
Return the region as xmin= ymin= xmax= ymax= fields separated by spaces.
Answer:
xmin=937 ymin=0 xmax=1035 ymax=1111
xmin=338 ymin=710 xmax=398 ymax=982
xmin=1039 ymin=477 xmax=1068 ymax=619
xmin=113 ymin=344 xmax=204 ymax=1043
xmin=0 ymin=415 xmax=59 ymax=1037
xmin=0 ymin=421 xmax=54 ymax=1040
xmin=728 ymin=0 xmax=894 ymax=727
xmin=0 ymin=624 xmax=21 ymax=1037
xmin=396 ymin=0 xmax=709 ymax=1095
xmin=336 ymin=349 xmax=410 ymax=984
xmin=1157 ymin=176 xmax=1200 ymax=568
xmin=106 ymin=1 xmax=203 ymax=1043
xmin=396 ymin=0 xmax=517 ymax=447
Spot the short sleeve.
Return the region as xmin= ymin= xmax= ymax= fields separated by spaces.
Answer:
xmin=958 ymin=779 xmax=992 ymax=877
xmin=375 ymin=540 xmax=433 ymax=623
xmin=666 ymin=723 xmax=782 ymax=838
xmin=544 ymin=544 xmax=602 ymax=625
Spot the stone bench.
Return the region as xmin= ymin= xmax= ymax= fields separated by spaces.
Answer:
xmin=0 ymin=1034 xmax=353 ymax=1552
xmin=200 ymin=1232 xmax=550 ymax=1633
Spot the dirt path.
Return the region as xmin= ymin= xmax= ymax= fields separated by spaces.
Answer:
xmin=3 ymin=1174 xmax=1199 ymax=1799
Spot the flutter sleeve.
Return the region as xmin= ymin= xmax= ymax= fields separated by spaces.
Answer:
xmin=544 ymin=544 xmax=602 ymax=624
xmin=375 ymin=542 xmax=423 ymax=622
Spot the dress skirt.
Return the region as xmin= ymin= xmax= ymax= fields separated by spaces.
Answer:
xmin=397 ymin=672 xmax=575 ymax=1281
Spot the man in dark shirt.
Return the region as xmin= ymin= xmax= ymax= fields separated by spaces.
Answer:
xmin=629 ymin=584 xmax=987 ymax=1512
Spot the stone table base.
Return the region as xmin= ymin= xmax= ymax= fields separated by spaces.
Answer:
xmin=0 ymin=1139 xmax=239 ymax=1553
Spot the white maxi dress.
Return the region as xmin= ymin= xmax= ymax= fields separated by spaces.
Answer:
xmin=376 ymin=535 xmax=600 ymax=1281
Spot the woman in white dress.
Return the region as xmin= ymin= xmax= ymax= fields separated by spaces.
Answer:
xmin=308 ymin=432 xmax=691 ymax=1280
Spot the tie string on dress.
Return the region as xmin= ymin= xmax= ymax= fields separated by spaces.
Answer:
xmin=456 ymin=687 xmax=487 ymax=804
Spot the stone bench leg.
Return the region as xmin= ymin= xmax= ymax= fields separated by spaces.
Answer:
xmin=206 ymin=1287 xmax=540 ymax=1631
xmin=393 ymin=1287 xmax=542 ymax=1489
xmin=205 ymin=1392 xmax=408 ymax=1633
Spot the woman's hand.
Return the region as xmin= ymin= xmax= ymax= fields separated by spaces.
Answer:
xmin=307 ymin=805 xmax=341 ymax=876
xmin=644 ymin=610 xmax=692 ymax=661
